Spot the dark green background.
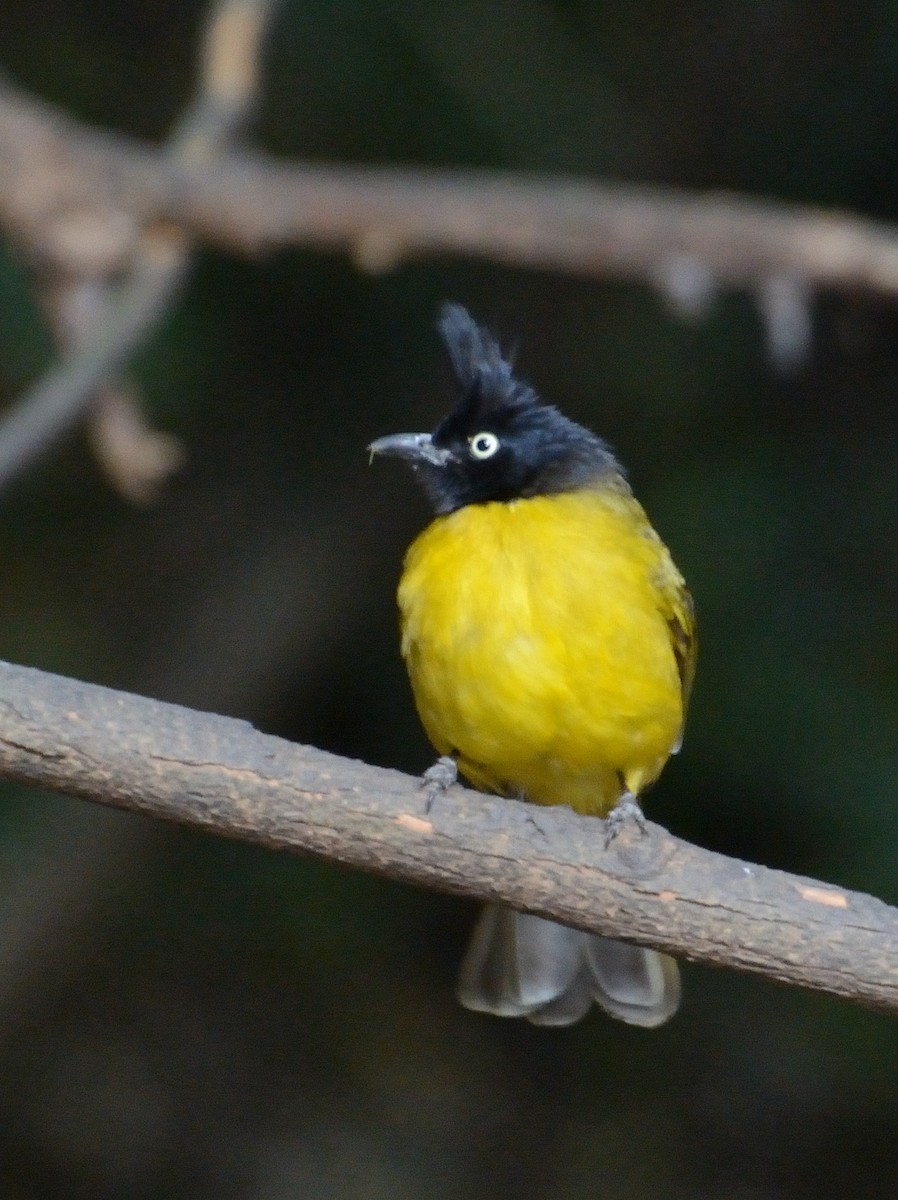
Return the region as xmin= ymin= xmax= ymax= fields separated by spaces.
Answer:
xmin=2 ymin=2 xmax=898 ymax=1197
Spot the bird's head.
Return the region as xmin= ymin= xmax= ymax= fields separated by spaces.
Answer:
xmin=369 ymin=304 xmax=621 ymax=514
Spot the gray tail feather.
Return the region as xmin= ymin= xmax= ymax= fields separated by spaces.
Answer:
xmin=457 ymin=905 xmax=680 ymax=1028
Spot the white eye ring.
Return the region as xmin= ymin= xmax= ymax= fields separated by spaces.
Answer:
xmin=469 ymin=431 xmax=500 ymax=460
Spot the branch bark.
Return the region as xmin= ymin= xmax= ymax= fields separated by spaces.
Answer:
xmin=0 ymin=657 xmax=895 ymax=1017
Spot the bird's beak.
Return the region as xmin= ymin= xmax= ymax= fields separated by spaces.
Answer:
xmin=367 ymin=432 xmax=455 ymax=468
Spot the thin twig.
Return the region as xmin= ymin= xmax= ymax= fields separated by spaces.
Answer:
xmin=168 ymin=0 xmax=280 ymax=162
xmin=0 ymin=0 xmax=279 ymax=498
xmin=0 ymin=230 xmax=186 ymax=487
xmin=0 ymin=657 xmax=895 ymax=1018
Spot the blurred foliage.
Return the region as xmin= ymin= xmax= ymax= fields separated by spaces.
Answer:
xmin=2 ymin=1 xmax=898 ymax=1197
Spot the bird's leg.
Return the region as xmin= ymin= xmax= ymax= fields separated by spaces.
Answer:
xmin=421 ymin=754 xmax=458 ymax=812
xmin=603 ymin=790 xmax=647 ymax=848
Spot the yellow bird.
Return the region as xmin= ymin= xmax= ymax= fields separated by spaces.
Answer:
xmin=369 ymin=304 xmax=695 ymax=1026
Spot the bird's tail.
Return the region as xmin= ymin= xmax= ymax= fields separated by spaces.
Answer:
xmin=457 ymin=904 xmax=680 ymax=1027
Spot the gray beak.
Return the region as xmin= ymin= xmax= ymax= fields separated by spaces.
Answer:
xmin=367 ymin=432 xmax=455 ymax=468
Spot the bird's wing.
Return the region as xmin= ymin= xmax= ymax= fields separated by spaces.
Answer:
xmin=653 ymin=550 xmax=697 ymax=753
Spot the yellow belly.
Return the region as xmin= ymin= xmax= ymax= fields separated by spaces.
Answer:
xmin=398 ymin=487 xmax=689 ymax=816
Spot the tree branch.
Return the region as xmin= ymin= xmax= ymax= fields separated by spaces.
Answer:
xmin=3 ymin=77 xmax=898 ymax=295
xmin=4 ymin=54 xmax=898 ymax=490
xmin=0 ymin=230 xmax=187 ymax=489
xmin=0 ymin=0 xmax=278 ymax=498
xmin=0 ymin=657 xmax=895 ymax=1017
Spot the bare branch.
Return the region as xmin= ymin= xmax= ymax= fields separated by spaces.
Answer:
xmin=0 ymin=0 xmax=279 ymax=498
xmin=0 ymin=657 xmax=896 ymax=1017
xmin=0 ymin=229 xmax=187 ymax=489
xmin=169 ymin=0 xmax=280 ymax=162
xmin=2 ymin=40 xmax=897 ymax=490
xmin=3 ymin=78 xmax=898 ymax=294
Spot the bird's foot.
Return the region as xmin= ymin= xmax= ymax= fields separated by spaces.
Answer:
xmin=421 ymin=755 xmax=458 ymax=812
xmin=604 ymin=791 xmax=647 ymax=848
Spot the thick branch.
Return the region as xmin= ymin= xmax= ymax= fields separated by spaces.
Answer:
xmin=3 ymin=78 xmax=898 ymax=292
xmin=0 ymin=658 xmax=895 ymax=1016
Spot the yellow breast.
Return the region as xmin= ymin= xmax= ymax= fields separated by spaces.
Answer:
xmin=398 ymin=486 xmax=692 ymax=816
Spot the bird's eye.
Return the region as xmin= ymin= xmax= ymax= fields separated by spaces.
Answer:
xmin=469 ymin=432 xmax=500 ymax=460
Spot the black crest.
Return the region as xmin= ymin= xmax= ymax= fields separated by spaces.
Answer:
xmin=437 ymin=304 xmax=538 ymax=431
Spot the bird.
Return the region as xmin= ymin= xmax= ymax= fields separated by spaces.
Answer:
xmin=368 ymin=304 xmax=695 ymax=1027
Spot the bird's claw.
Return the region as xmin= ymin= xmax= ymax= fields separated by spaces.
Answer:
xmin=604 ymin=792 xmax=647 ymax=848
xmin=421 ymin=755 xmax=458 ymax=811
